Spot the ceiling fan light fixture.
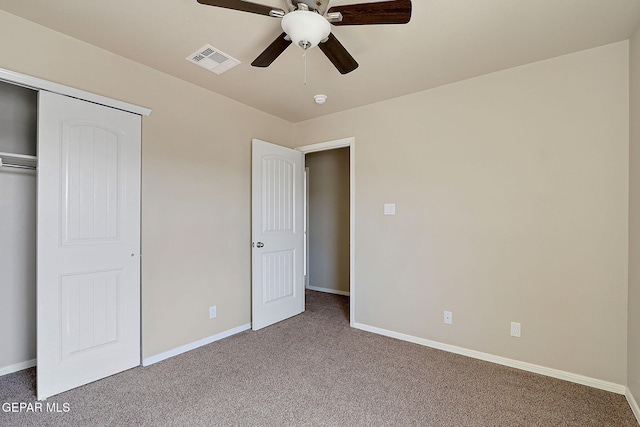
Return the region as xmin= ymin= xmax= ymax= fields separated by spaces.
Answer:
xmin=281 ymin=10 xmax=331 ymax=50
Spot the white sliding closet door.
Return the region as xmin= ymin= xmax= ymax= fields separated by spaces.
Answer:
xmin=37 ymin=91 xmax=141 ymax=400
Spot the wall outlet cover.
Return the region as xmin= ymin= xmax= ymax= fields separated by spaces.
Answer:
xmin=209 ymin=306 xmax=217 ymax=319
xmin=510 ymin=322 xmax=521 ymax=337
xmin=444 ymin=311 xmax=453 ymax=325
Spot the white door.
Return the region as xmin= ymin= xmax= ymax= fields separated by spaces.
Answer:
xmin=37 ymin=91 xmax=141 ymax=400
xmin=252 ymin=139 xmax=304 ymax=330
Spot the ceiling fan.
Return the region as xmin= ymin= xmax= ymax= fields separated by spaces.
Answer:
xmin=196 ymin=0 xmax=412 ymax=74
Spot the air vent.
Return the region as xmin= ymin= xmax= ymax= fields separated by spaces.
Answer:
xmin=186 ymin=44 xmax=241 ymax=75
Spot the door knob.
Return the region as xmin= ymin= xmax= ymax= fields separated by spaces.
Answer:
xmin=256 ymin=242 xmax=264 ymax=248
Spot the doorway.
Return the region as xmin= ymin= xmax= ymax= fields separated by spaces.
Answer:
xmin=305 ymin=147 xmax=350 ymax=297
xmin=297 ymin=137 xmax=355 ymax=326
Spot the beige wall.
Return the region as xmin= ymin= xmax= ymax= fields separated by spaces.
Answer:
xmin=0 ymin=10 xmax=293 ymax=359
xmin=629 ymin=24 xmax=640 ymax=399
xmin=295 ymin=42 xmax=630 ymax=384
xmin=0 ymin=8 xmax=635 ymax=390
xmin=306 ymin=148 xmax=350 ymax=294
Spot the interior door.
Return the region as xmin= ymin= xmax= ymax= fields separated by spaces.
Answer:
xmin=252 ymin=139 xmax=304 ymax=330
xmin=37 ymin=91 xmax=141 ymax=400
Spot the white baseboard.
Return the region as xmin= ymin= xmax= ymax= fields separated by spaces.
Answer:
xmin=0 ymin=359 xmax=36 ymax=377
xmin=627 ymin=388 xmax=640 ymax=424
xmin=142 ymin=323 xmax=251 ymax=367
xmin=306 ymin=285 xmax=350 ymax=296
xmin=353 ymin=322 xmax=626 ymax=395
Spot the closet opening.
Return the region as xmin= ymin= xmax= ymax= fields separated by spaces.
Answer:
xmin=0 ymin=67 xmax=147 ymax=399
xmin=0 ymin=80 xmax=38 ymax=376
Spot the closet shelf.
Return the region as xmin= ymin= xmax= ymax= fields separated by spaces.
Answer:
xmin=0 ymin=151 xmax=37 ymax=170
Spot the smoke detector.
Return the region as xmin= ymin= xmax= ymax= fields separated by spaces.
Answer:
xmin=314 ymin=94 xmax=327 ymax=105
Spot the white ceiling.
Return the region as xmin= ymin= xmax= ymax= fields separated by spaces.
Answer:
xmin=1 ymin=0 xmax=639 ymax=123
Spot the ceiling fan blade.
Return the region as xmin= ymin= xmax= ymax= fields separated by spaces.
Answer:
xmin=196 ymin=0 xmax=285 ymax=17
xmin=318 ymin=33 xmax=359 ymax=75
xmin=251 ymin=33 xmax=292 ymax=67
xmin=328 ymin=0 xmax=412 ymax=26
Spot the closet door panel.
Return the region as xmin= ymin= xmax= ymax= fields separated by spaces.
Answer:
xmin=37 ymin=91 xmax=141 ymax=401
xmin=61 ymin=123 xmax=120 ymax=243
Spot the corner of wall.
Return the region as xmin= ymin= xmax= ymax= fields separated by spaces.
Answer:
xmin=626 ymin=387 xmax=640 ymax=424
xmin=628 ymin=19 xmax=640 ymax=413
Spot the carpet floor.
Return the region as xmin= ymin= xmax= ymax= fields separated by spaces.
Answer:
xmin=0 ymin=290 xmax=637 ymax=426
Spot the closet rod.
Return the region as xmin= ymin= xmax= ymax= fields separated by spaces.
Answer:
xmin=0 ymin=162 xmax=36 ymax=170
xmin=0 ymin=152 xmax=38 ymax=170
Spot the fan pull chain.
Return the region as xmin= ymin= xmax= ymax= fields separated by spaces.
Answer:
xmin=303 ymin=49 xmax=307 ymax=85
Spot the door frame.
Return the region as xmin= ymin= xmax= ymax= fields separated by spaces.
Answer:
xmin=296 ymin=137 xmax=356 ymax=327
xmin=304 ymin=166 xmax=310 ymax=290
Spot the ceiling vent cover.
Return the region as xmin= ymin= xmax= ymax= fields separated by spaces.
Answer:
xmin=186 ymin=44 xmax=241 ymax=75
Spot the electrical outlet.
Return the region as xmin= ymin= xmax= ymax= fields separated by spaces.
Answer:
xmin=209 ymin=306 xmax=217 ymax=319
xmin=444 ymin=311 xmax=453 ymax=325
xmin=510 ymin=322 xmax=521 ymax=337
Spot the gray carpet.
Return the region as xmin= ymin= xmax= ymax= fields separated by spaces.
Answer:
xmin=0 ymin=290 xmax=637 ymax=426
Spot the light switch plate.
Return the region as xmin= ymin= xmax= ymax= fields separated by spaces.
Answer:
xmin=384 ymin=203 xmax=396 ymax=215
